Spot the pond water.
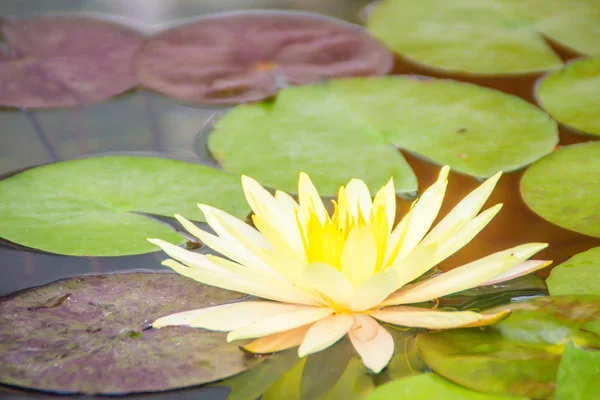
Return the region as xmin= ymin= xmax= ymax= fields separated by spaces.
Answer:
xmin=1 ymin=0 xmax=599 ymax=399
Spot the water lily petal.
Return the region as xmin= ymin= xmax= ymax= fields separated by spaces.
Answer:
xmin=422 ymin=171 xmax=502 ymax=245
xmin=434 ymin=203 xmax=503 ymax=263
xmin=383 ymin=211 xmax=410 ymax=266
xmin=298 ymin=313 xmax=355 ymax=357
xmin=349 ymin=243 xmax=439 ymax=312
xmin=351 ymin=314 xmax=380 ymax=341
xmin=298 ymin=172 xmax=327 ymax=224
xmin=341 ymin=226 xmax=378 ymax=286
xmin=159 ymin=259 xmax=319 ymax=305
xmin=304 ymin=262 xmax=354 ymax=306
xmin=345 ymin=178 xmax=372 ymax=221
xmin=153 ymin=301 xmax=305 ymax=330
xmin=384 ymin=242 xmax=548 ymax=305
xmin=479 ymin=260 xmax=552 ymax=286
xmin=243 ymin=325 xmax=311 ymax=354
xmin=348 ymin=317 xmax=394 ymax=374
xmin=394 ymin=166 xmax=449 ymax=260
xmin=369 ymin=306 xmax=509 ymax=329
xmin=242 ymin=175 xmax=305 ymax=260
xmin=227 ymin=307 xmax=334 ymax=341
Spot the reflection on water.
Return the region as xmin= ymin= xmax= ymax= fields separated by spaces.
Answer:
xmin=1 ymin=0 xmax=600 ymax=398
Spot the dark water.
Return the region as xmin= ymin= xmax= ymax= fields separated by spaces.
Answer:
xmin=1 ymin=0 xmax=600 ymax=398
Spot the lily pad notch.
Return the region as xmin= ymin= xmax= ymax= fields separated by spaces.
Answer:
xmin=0 ymin=155 xmax=249 ymax=256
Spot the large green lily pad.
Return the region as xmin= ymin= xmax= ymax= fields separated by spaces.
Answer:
xmin=417 ymin=295 xmax=600 ymax=398
xmin=209 ymin=76 xmax=557 ymax=195
xmin=367 ymin=0 xmax=600 ymax=75
xmin=0 ymin=155 xmax=248 ymax=256
xmin=520 ymin=142 xmax=600 ymax=238
xmin=0 ymin=271 xmax=261 ymax=394
xmin=555 ymin=342 xmax=600 ymax=400
xmin=536 ymin=57 xmax=600 ymax=137
xmin=367 ymin=373 xmax=527 ymax=400
xmin=547 ymin=247 xmax=600 ymax=296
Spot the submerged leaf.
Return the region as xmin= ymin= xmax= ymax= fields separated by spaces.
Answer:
xmin=417 ymin=295 xmax=600 ymax=398
xmin=555 ymin=342 xmax=600 ymax=400
xmin=0 ymin=16 xmax=143 ymax=108
xmin=210 ymin=76 xmax=557 ymax=195
xmin=0 ymin=155 xmax=248 ymax=256
xmin=135 ymin=11 xmax=393 ymax=105
xmin=0 ymin=271 xmax=261 ymax=394
xmin=536 ymin=57 xmax=600 ymax=137
xmin=547 ymin=247 xmax=600 ymax=296
xmin=367 ymin=373 xmax=527 ymax=400
xmin=367 ymin=0 xmax=600 ymax=75
xmin=520 ymin=142 xmax=600 ymax=239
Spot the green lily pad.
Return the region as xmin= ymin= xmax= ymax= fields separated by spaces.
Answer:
xmin=367 ymin=0 xmax=600 ymax=75
xmin=417 ymin=295 xmax=600 ymax=398
xmin=367 ymin=373 xmax=527 ymax=400
xmin=520 ymin=142 xmax=600 ymax=238
xmin=0 ymin=155 xmax=248 ymax=256
xmin=536 ymin=57 xmax=600 ymax=136
xmin=547 ymin=247 xmax=600 ymax=296
xmin=209 ymin=76 xmax=557 ymax=195
xmin=555 ymin=342 xmax=600 ymax=400
xmin=0 ymin=271 xmax=261 ymax=394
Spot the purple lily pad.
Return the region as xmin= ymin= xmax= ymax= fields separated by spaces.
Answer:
xmin=134 ymin=11 xmax=394 ymax=105
xmin=0 ymin=16 xmax=143 ymax=109
xmin=0 ymin=271 xmax=261 ymax=394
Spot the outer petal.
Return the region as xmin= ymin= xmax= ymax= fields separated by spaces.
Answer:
xmin=159 ymin=259 xmax=319 ymax=306
xmin=298 ymin=313 xmax=355 ymax=357
xmin=383 ymin=242 xmax=548 ymax=305
xmin=153 ymin=301 xmax=305 ymax=330
xmin=394 ymin=166 xmax=449 ymax=261
xmin=304 ymin=263 xmax=354 ymax=307
xmin=422 ymin=171 xmax=502 ymax=245
xmin=433 ymin=203 xmax=503 ymax=263
xmin=368 ymin=306 xmax=510 ymax=329
xmin=348 ymin=316 xmax=394 ymax=374
xmin=479 ymin=260 xmax=552 ymax=286
xmin=243 ymin=325 xmax=311 ymax=354
xmin=227 ymin=307 xmax=334 ymax=341
xmin=372 ymin=178 xmax=396 ymax=232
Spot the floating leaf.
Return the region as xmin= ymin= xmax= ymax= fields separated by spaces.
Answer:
xmin=417 ymin=295 xmax=600 ymax=398
xmin=0 ymin=155 xmax=248 ymax=256
xmin=536 ymin=57 xmax=600 ymax=136
xmin=0 ymin=16 xmax=143 ymax=108
xmin=0 ymin=271 xmax=261 ymax=394
xmin=520 ymin=142 xmax=600 ymax=239
xmin=367 ymin=0 xmax=600 ymax=75
xmin=135 ymin=11 xmax=393 ymax=105
xmin=367 ymin=373 xmax=527 ymax=400
xmin=209 ymin=76 xmax=557 ymax=195
xmin=547 ymin=247 xmax=600 ymax=296
xmin=555 ymin=342 xmax=600 ymax=400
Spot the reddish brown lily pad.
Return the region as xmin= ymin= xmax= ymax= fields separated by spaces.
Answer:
xmin=0 ymin=271 xmax=261 ymax=394
xmin=134 ymin=11 xmax=393 ymax=105
xmin=0 ymin=16 xmax=143 ymax=109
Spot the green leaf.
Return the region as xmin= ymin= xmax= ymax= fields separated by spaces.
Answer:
xmin=417 ymin=295 xmax=600 ymax=398
xmin=547 ymin=247 xmax=600 ymax=296
xmin=210 ymin=77 xmax=557 ymax=196
xmin=0 ymin=155 xmax=248 ymax=256
xmin=536 ymin=57 xmax=600 ymax=137
xmin=216 ymin=349 xmax=301 ymax=400
xmin=555 ymin=343 xmax=600 ymax=400
xmin=367 ymin=0 xmax=600 ymax=75
xmin=520 ymin=142 xmax=600 ymax=238
xmin=367 ymin=373 xmax=527 ymax=400
xmin=0 ymin=271 xmax=262 ymax=394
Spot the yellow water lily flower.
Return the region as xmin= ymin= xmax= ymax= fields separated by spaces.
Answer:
xmin=149 ymin=166 xmax=551 ymax=373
